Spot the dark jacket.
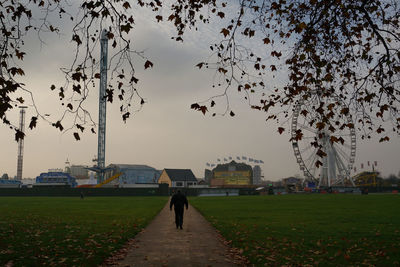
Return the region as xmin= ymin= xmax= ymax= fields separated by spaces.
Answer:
xmin=170 ymin=191 xmax=188 ymax=210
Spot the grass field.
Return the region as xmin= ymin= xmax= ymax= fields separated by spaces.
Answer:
xmin=190 ymin=194 xmax=400 ymax=266
xmin=0 ymin=197 xmax=167 ymax=266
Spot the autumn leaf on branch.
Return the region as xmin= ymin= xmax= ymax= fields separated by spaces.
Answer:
xmin=316 ymin=149 xmax=327 ymax=158
xmin=72 ymin=34 xmax=82 ymax=45
xmin=199 ymin=106 xmax=208 ymax=115
xmin=29 ymin=117 xmax=38 ymax=130
xmin=144 ymin=60 xmax=153 ymax=69
xmin=330 ymin=136 xmax=339 ymax=144
xmin=8 ymin=67 xmax=25 ymax=76
xmin=106 ymin=32 xmax=114 ymax=39
xmin=15 ymin=130 xmax=25 ymax=142
xmin=196 ymin=62 xmax=204 ymax=69
xmin=221 ymin=28 xmax=230 ymax=37
xmin=316 ymin=122 xmax=325 ymax=131
xmin=122 ymin=1 xmax=131 ymax=9
xmin=72 ymin=84 xmax=81 ymax=94
xmin=130 ymin=76 xmax=139 ymax=84
xmin=168 ymin=14 xmax=175 ymax=21
xmin=293 ymin=129 xmax=303 ymax=141
xmin=379 ymin=136 xmax=390 ymax=142
xmin=191 ymin=103 xmax=208 ymax=115
xmin=295 ymin=22 xmax=307 ymax=33
xmin=218 ymin=68 xmax=227 ymax=74
xmin=122 ymin=112 xmax=130 ymax=122
xmin=191 ymin=103 xmax=200 ymax=110
xmin=52 ymin=121 xmax=64 ymax=131
xmin=155 ymin=15 xmax=163 ymax=22
xmin=106 ymin=89 xmax=114 ymax=103
xmin=15 ymin=50 xmax=26 ymax=60
xmin=76 ymin=124 xmax=85 ymax=132
xmin=315 ymin=160 xmax=323 ymax=168
xmin=73 ymin=132 xmax=80 ymax=141
xmin=71 ymin=72 xmax=81 ymax=82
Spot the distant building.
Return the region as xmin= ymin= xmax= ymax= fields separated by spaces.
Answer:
xmin=272 ymin=180 xmax=283 ymax=187
xmin=67 ymin=165 xmax=89 ymax=179
xmin=282 ymin=177 xmax=302 ymax=185
xmin=198 ymin=179 xmax=207 ymax=185
xmin=253 ymin=165 xmax=262 ymax=185
xmin=35 ymin=172 xmax=77 ymax=187
xmin=107 ymin=164 xmax=161 ymax=185
xmin=48 ymin=168 xmax=63 ymax=172
xmin=282 ymin=177 xmax=302 ymax=192
xmin=210 ymin=161 xmax=253 ymax=187
xmin=261 ymin=179 xmax=281 ymax=187
xmin=0 ymin=179 xmax=21 ymax=188
xmin=158 ymin=169 xmax=198 ymax=187
xmin=204 ymin=169 xmax=212 ymax=184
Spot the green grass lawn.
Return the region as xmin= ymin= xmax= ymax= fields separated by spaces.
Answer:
xmin=190 ymin=194 xmax=400 ymax=266
xmin=0 ymin=196 xmax=167 ymax=266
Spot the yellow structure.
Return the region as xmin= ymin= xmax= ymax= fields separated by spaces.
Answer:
xmin=209 ymin=161 xmax=253 ymax=187
xmin=94 ymin=173 xmax=122 ymax=188
xmin=353 ymin=171 xmax=379 ymax=187
xmin=158 ymin=170 xmax=172 ymax=186
xmin=213 ymin=170 xmax=251 ymax=185
xmin=157 ymin=169 xmax=198 ymax=187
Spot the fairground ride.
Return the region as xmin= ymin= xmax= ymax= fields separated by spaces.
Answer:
xmin=352 ymin=171 xmax=380 ymax=187
xmin=291 ymin=91 xmax=356 ymax=188
xmin=76 ymin=172 xmax=122 ymax=188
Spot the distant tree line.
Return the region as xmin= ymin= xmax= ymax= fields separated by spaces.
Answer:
xmin=382 ymin=173 xmax=400 ymax=186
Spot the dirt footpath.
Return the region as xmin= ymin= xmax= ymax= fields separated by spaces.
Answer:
xmin=110 ymin=202 xmax=246 ymax=267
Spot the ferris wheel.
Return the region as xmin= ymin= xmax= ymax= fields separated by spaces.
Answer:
xmin=291 ymin=92 xmax=356 ymax=188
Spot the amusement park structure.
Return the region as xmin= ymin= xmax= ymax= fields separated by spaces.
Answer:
xmin=96 ymin=29 xmax=108 ymax=183
xmin=76 ymin=172 xmax=122 ymax=188
xmin=0 ymin=35 xmax=3 ymax=77
xmin=352 ymin=171 xmax=380 ymax=187
xmin=291 ymin=91 xmax=356 ymax=188
xmin=16 ymin=106 xmax=27 ymax=180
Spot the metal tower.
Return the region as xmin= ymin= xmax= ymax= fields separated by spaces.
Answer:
xmin=0 ymin=36 xmax=4 ymax=77
xmin=16 ymin=106 xmax=27 ymax=180
xmin=97 ymin=29 xmax=108 ymax=183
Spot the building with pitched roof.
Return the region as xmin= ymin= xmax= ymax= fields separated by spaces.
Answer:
xmin=107 ymin=164 xmax=161 ymax=185
xmin=157 ymin=169 xmax=198 ymax=187
xmin=210 ymin=161 xmax=253 ymax=186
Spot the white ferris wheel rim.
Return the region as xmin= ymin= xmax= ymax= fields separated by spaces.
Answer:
xmin=291 ymin=93 xmax=356 ymax=187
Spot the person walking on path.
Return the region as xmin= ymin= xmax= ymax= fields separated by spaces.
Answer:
xmin=170 ymin=190 xmax=188 ymax=229
xmin=110 ymin=202 xmax=247 ymax=266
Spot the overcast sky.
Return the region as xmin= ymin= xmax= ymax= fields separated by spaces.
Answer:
xmin=1 ymin=4 xmax=399 ymax=180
